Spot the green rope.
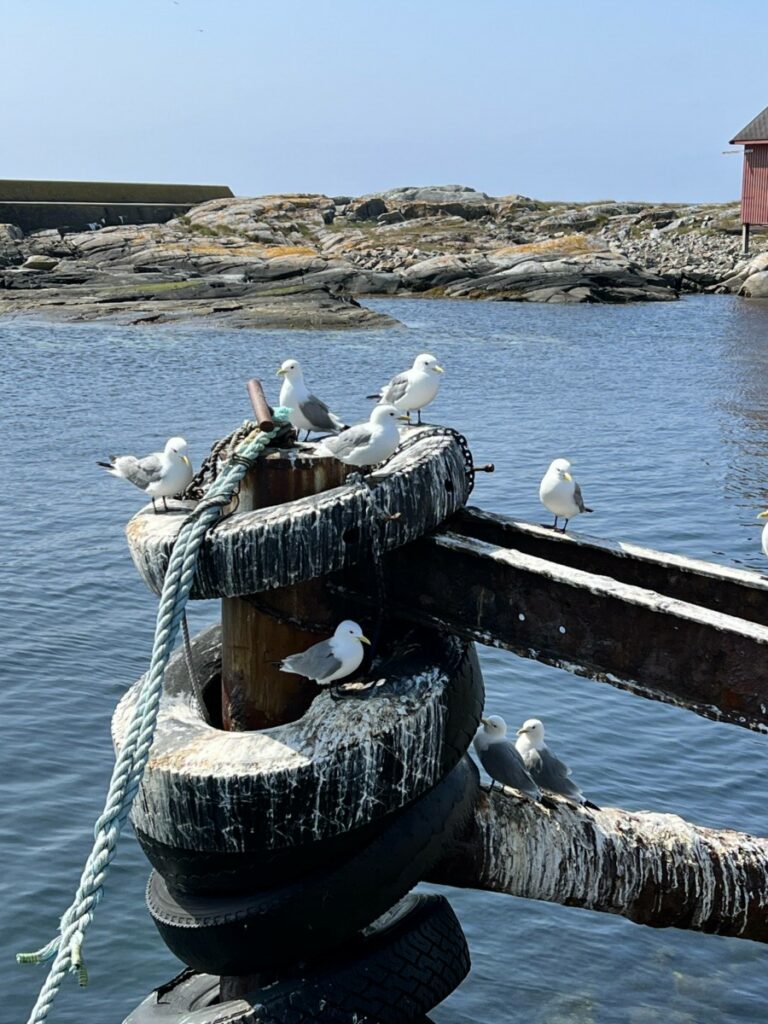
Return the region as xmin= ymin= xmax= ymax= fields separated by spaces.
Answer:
xmin=18 ymin=412 xmax=292 ymax=1024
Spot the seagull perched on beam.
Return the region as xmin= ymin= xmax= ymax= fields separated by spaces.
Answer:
xmin=539 ymin=458 xmax=593 ymax=532
xmin=280 ymin=620 xmax=371 ymax=687
xmin=473 ymin=715 xmax=542 ymax=800
xmin=367 ymin=353 xmax=444 ymax=424
xmin=277 ymin=358 xmax=347 ymax=440
xmin=98 ymin=436 xmax=193 ymax=513
xmin=515 ymin=718 xmax=598 ymax=808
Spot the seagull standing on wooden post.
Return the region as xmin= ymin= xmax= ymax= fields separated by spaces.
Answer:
xmin=277 ymin=358 xmax=347 ymax=440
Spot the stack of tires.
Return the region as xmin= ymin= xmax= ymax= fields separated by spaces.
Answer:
xmin=117 ymin=621 xmax=485 ymax=1024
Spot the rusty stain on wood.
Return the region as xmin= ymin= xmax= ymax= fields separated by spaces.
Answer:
xmin=221 ymin=448 xmax=349 ymax=730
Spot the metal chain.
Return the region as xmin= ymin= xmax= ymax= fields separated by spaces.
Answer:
xmin=379 ymin=425 xmax=478 ymax=492
xmin=183 ymin=421 xmax=293 ymax=500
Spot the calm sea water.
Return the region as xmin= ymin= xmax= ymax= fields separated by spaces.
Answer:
xmin=3 ymin=294 xmax=768 ymax=1024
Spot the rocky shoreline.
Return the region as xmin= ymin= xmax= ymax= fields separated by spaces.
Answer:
xmin=1 ymin=186 xmax=766 ymax=329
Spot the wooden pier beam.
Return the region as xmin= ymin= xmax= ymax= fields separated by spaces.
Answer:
xmin=429 ymin=787 xmax=768 ymax=944
xmin=337 ymin=527 xmax=768 ymax=732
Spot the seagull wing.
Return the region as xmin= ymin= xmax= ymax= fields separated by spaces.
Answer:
xmin=573 ymin=482 xmax=591 ymax=513
xmin=381 ymin=372 xmax=410 ymax=405
xmin=300 ymin=394 xmax=343 ymax=432
xmin=478 ymin=742 xmax=541 ymax=800
xmin=111 ymin=453 xmax=164 ymax=490
xmin=320 ymin=424 xmax=375 ymax=461
xmin=523 ymin=746 xmax=584 ymax=802
xmin=280 ymin=638 xmax=344 ymax=684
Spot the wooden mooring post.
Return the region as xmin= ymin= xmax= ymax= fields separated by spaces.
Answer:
xmin=220 ymin=380 xmax=348 ymax=730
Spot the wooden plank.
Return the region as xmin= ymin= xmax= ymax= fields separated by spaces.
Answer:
xmin=367 ymin=532 xmax=768 ymax=732
xmin=429 ymin=787 xmax=768 ymax=943
xmin=450 ymin=507 xmax=768 ymax=625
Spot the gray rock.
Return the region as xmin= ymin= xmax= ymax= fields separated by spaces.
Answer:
xmin=740 ymin=271 xmax=768 ymax=298
xmin=22 ymin=254 xmax=59 ymax=271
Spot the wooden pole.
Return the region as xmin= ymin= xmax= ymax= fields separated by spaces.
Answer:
xmin=742 ymin=222 xmax=751 ymax=256
xmin=221 ymin=381 xmax=349 ymax=730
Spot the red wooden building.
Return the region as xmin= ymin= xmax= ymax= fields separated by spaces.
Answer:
xmin=730 ymin=105 xmax=768 ymax=254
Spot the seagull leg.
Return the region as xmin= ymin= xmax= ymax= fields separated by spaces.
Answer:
xmin=151 ymin=498 xmax=158 ymax=514
xmin=552 ymin=515 xmax=558 ymax=530
xmin=162 ymin=496 xmax=169 ymax=513
xmin=561 ymin=518 xmax=569 ymax=533
xmin=416 ymin=410 xmax=422 ymax=425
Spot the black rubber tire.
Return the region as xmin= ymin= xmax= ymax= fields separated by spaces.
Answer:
xmin=146 ymin=757 xmax=478 ymax=975
xmin=125 ymin=428 xmax=471 ymax=600
xmin=125 ymin=894 xmax=467 ymax=1024
xmin=117 ymin=621 xmax=483 ymax=884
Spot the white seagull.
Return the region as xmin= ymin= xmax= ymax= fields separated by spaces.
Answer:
xmin=515 ymin=718 xmax=597 ymax=808
xmin=277 ymin=358 xmax=346 ymax=440
xmin=316 ymin=404 xmax=403 ymax=468
xmin=367 ymin=353 xmax=444 ymax=424
xmin=98 ymin=436 xmax=193 ymax=513
xmin=473 ymin=715 xmax=541 ymax=800
xmin=280 ymin=620 xmax=371 ymax=686
xmin=758 ymin=508 xmax=768 ymax=559
xmin=539 ymin=458 xmax=593 ymax=532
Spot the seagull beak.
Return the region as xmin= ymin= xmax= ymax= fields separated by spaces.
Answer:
xmin=516 ymin=726 xmax=525 ymax=735
xmin=276 ymin=367 xmax=287 ymax=376
xmin=359 ymin=634 xmax=371 ymax=645
xmin=758 ymin=510 xmax=768 ymax=519
xmin=564 ymin=472 xmax=572 ymax=481
xmin=480 ymin=717 xmax=491 ymax=727
xmin=434 ymin=365 xmax=444 ymax=373
xmin=181 ymin=455 xmax=191 ymax=467
xmin=397 ymin=415 xmax=411 ymax=422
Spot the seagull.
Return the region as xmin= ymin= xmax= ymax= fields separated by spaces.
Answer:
xmin=473 ymin=715 xmax=542 ymax=800
xmin=315 ymin=404 xmax=404 ymax=469
xmin=280 ymin=620 xmax=371 ymax=686
xmin=367 ymin=353 xmax=444 ymax=424
xmin=758 ymin=508 xmax=768 ymax=559
xmin=277 ymin=358 xmax=347 ymax=440
xmin=97 ymin=436 xmax=193 ymax=513
xmin=515 ymin=718 xmax=597 ymax=808
xmin=539 ymin=458 xmax=593 ymax=532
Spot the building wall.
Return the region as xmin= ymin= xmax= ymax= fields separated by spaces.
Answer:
xmin=742 ymin=145 xmax=768 ymax=225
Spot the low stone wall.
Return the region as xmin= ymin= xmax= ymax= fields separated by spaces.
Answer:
xmin=0 ymin=180 xmax=233 ymax=232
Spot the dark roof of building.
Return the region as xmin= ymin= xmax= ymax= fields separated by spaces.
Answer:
xmin=731 ymin=106 xmax=768 ymax=143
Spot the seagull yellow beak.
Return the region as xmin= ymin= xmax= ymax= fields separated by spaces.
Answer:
xmin=359 ymin=634 xmax=371 ymax=645
xmin=481 ymin=717 xmax=491 ymax=727
xmin=397 ymin=415 xmax=411 ymax=422
xmin=181 ymin=455 xmax=191 ymax=467
xmin=276 ymin=367 xmax=287 ymax=376
xmin=564 ymin=472 xmax=572 ymax=481
xmin=516 ymin=726 xmax=525 ymax=735
xmin=434 ymin=365 xmax=445 ymax=373
xmin=758 ymin=510 xmax=768 ymax=519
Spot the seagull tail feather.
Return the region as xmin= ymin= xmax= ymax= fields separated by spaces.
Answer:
xmin=365 ymin=393 xmax=380 ymax=400
xmin=96 ymin=460 xmax=113 ymax=470
xmin=584 ymin=506 xmax=594 ymax=513
xmin=583 ymin=799 xmax=600 ymax=811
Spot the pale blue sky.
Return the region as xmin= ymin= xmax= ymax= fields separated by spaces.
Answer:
xmin=3 ymin=0 xmax=765 ymax=202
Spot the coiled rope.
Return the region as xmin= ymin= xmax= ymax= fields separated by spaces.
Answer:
xmin=17 ymin=413 xmax=292 ymax=1024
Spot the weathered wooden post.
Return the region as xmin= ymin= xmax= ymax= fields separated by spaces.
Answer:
xmin=221 ymin=379 xmax=349 ymax=730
